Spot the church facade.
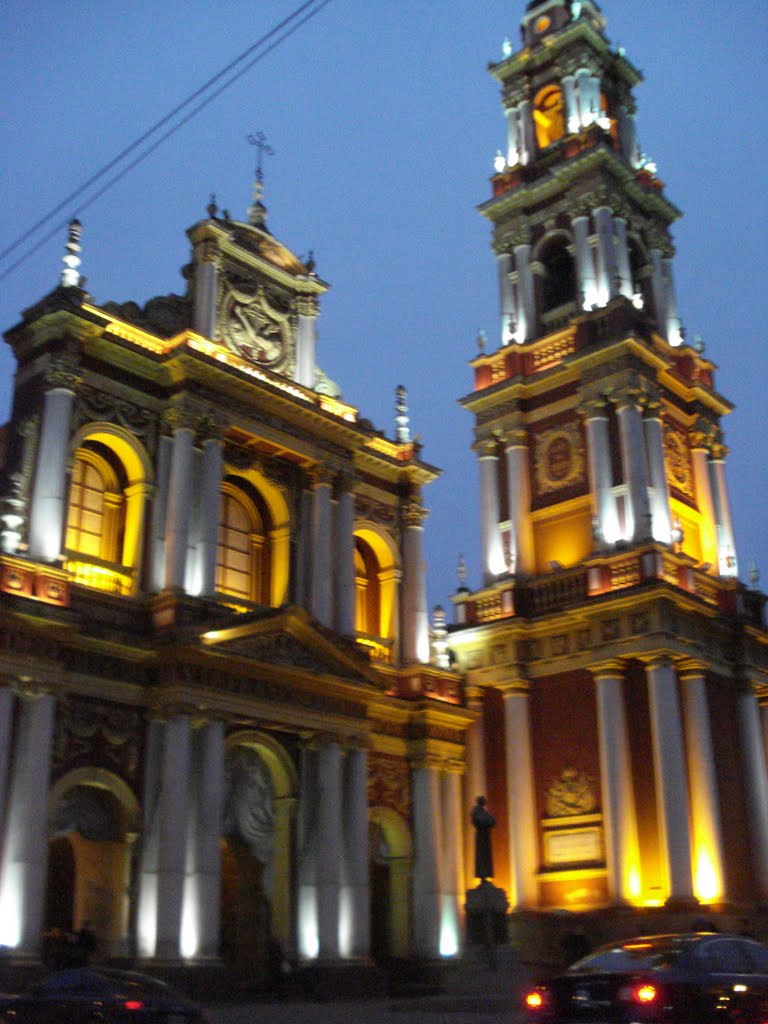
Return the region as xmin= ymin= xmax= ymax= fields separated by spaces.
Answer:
xmin=0 ymin=179 xmax=471 ymax=980
xmin=448 ymin=0 xmax=768 ymax=946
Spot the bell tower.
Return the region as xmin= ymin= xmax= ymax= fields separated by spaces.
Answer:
xmin=450 ymin=1 xmax=768 ymax=932
xmin=468 ymin=0 xmax=735 ymax=583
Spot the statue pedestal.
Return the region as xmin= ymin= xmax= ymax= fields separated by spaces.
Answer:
xmin=465 ymin=880 xmax=508 ymax=946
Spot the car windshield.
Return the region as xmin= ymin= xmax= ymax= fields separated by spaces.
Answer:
xmin=568 ymin=937 xmax=696 ymax=974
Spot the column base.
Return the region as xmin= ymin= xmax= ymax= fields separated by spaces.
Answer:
xmin=664 ymin=895 xmax=700 ymax=913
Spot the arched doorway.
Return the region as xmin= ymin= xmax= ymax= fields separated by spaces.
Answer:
xmin=46 ymin=772 xmax=139 ymax=960
xmin=220 ymin=734 xmax=296 ymax=986
xmin=368 ymin=807 xmax=412 ymax=960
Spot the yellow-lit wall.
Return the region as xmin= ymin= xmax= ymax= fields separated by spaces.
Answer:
xmin=533 ymin=503 xmax=592 ymax=573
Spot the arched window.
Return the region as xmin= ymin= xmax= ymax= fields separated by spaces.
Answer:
xmin=534 ymin=85 xmax=566 ymax=150
xmin=355 ymin=539 xmax=380 ymax=637
xmin=540 ymin=242 xmax=577 ymax=315
xmin=65 ymin=446 xmax=125 ymax=564
xmin=217 ymin=481 xmax=270 ymax=604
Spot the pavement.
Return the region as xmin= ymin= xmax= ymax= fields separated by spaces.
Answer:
xmin=202 ymin=993 xmax=525 ymax=1024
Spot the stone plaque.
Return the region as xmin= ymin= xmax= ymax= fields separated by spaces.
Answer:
xmin=544 ymin=827 xmax=603 ymax=866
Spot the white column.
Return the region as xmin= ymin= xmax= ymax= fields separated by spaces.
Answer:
xmin=317 ymin=741 xmax=342 ymax=958
xmin=310 ymin=472 xmax=333 ymax=627
xmin=679 ymin=666 xmax=725 ymax=903
xmin=593 ymin=663 xmax=640 ymax=904
xmin=738 ymin=692 xmax=768 ymax=899
xmin=181 ymin=719 xmax=224 ymax=960
xmin=691 ymin=438 xmax=718 ymax=569
xmin=614 ymin=217 xmax=633 ymax=299
xmin=295 ymin=310 xmax=318 ymax=389
xmin=572 ymin=214 xmax=598 ymax=310
xmin=295 ymin=486 xmax=313 ymax=610
xmin=575 ymin=69 xmax=592 ymax=126
xmin=616 ymin=392 xmax=651 ymax=543
xmin=137 ymin=719 xmax=164 ymax=958
xmin=709 ymin=445 xmax=738 ymax=577
xmin=650 ymin=250 xmax=668 ymax=338
xmin=584 ymin=401 xmax=618 ymax=545
xmin=297 ymin=745 xmax=319 ymax=959
xmin=0 ymin=688 xmax=13 ymax=844
xmin=193 ymin=257 xmax=218 ymax=339
xmin=662 ymin=258 xmax=683 ymax=346
xmin=0 ymin=689 xmax=56 ymax=953
xmin=150 ymin=434 xmax=173 ymax=591
xmin=164 ymin=425 xmax=195 ymax=591
xmin=497 ymin=252 xmax=515 ymax=346
xmin=504 ymin=106 xmax=520 ymax=166
xmin=411 ymin=759 xmax=443 ymax=957
xmin=619 ymin=110 xmax=640 ymax=167
xmin=198 ymin=437 xmax=223 ymax=597
xmin=340 ymin=746 xmax=369 ymax=958
xmin=518 ymin=99 xmax=535 ymax=164
xmin=402 ymin=502 xmax=430 ymax=664
xmin=563 ymin=76 xmax=579 ymax=133
xmin=643 ymin=406 xmax=672 ymax=544
xmin=155 ymin=715 xmax=192 ymax=959
xmin=184 ymin=448 xmax=203 ymax=595
xmin=594 ymin=206 xmax=618 ymax=306
xmin=646 ymin=657 xmax=695 ymax=903
xmin=504 ymin=434 xmax=533 ymax=574
xmin=440 ymin=767 xmax=463 ymax=957
xmin=335 ymin=484 xmax=356 ymax=636
xmin=477 ymin=441 xmax=505 ymax=583
xmin=464 ymin=686 xmax=486 ymax=889
xmin=503 ymin=685 xmax=538 ymax=908
xmin=514 ymin=244 xmax=536 ymax=341
xmin=28 ymin=384 xmax=76 ymax=561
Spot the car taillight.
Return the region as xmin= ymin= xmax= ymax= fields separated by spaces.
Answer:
xmin=618 ymin=982 xmax=658 ymax=1005
xmin=524 ymin=987 xmax=551 ymax=1011
xmin=124 ymin=1000 xmax=144 ymax=1011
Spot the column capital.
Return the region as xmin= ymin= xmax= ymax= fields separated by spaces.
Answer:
xmin=309 ymin=464 xmax=334 ymax=488
xmin=403 ymin=500 xmax=428 ymax=529
xmin=473 ymin=437 xmax=499 ymax=458
xmin=162 ymin=406 xmax=198 ymax=435
xmin=677 ymin=660 xmax=708 ymax=682
xmin=690 ymin=420 xmax=716 ymax=452
xmin=498 ymin=679 xmax=530 ymax=697
xmin=579 ymin=397 xmax=608 ymax=420
xmin=296 ymin=295 xmax=319 ymax=318
xmin=641 ymin=652 xmax=677 ymax=673
xmin=611 ymin=385 xmax=644 ymax=411
xmin=501 ymin=427 xmax=527 ymax=449
xmin=709 ymin=439 xmax=730 ymax=461
xmin=194 ymin=238 xmax=221 ymax=266
xmin=591 ymin=660 xmax=626 ymax=681
xmin=46 ymin=357 xmax=81 ymax=392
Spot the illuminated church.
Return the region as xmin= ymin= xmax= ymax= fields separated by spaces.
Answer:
xmin=0 ymin=0 xmax=767 ymax=988
xmin=448 ymin=0 xmax=768 ymax=947
xmin=0 ymin=168 xmax=470 ymax=981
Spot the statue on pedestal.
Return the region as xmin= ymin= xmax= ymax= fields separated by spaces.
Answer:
xmin=471 ymin=795 xmax=496 ymax=880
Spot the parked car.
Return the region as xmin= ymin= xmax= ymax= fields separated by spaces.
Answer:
xmin=523 ymin=932 xmax=768 ymax=1023
xmin=0 ymin=966 xmax=210 ymax=1023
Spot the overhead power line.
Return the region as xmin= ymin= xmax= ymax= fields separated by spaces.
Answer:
xmin=0 ymin=0 xmax=333 ymax=283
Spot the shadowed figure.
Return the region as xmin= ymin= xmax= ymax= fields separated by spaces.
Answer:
xmin=471 ymin=795 xmax=496 ymax=880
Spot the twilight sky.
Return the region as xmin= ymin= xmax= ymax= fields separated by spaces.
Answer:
xmin=1 ymin=1 xmax=766 ymax=616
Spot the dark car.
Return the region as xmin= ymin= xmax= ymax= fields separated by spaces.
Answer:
xmin=523 ymin=932 xmax=768 ymax=1023
xmin=0 ymin=966 xmax=210 ymax=1023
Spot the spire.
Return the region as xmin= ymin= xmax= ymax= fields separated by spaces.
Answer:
xmin=247 ymin=131 xmax=274 ymax=229
xmin=395 ymin=385 xmax=410 ymax=444
xmin=60 ymin=218 xmax=82 ymax=288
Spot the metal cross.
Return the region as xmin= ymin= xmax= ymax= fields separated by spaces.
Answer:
xmin=247 ymin=131 xmax=274 ymax=183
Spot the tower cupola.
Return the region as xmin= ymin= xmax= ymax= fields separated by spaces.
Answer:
xmin=520 ymin=1 xmax=605 ymax=49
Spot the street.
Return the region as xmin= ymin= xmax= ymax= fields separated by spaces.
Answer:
xmin=202 ymin=994 xmax=524 ymax=1024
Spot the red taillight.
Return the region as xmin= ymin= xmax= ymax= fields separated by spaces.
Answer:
xmin=618 ymin=981 xmax=659 ymax=1004
xmin=525 ymin=987 xmax=550 ymax=1011
xmin=124 ymin=1000 xmax=144 ymax=1011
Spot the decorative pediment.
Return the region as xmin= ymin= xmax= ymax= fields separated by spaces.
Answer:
xmin=220 ymin=630 xmax=363 ymax=681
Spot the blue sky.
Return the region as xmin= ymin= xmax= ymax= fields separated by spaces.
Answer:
xmin=1 ymin=1 xmax=766 ymax=614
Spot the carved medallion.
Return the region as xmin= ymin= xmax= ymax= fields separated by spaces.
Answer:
xmin=219 ymin=283 xmax=291 ymax=371
xmin=545 ymin=766 xmax=597 ymax=818
xmin=664 ymin=428 xmax=693 ymax=496
xmin=535 ymin=424 xmax=585 ymax=496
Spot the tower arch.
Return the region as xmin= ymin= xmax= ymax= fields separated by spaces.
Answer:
xmin=353 ymin=520 xmax=401 ymax=663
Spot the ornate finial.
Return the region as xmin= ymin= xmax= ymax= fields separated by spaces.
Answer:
xmin=247 ymin=131 xmax=274 ymax=228
xmin=60 ymin=218 xmax=82 ymax=288
xmin=457 ymin=553 xmax=468 ymax=591
xmin=207 ymin=193 xmax=218 ymax=219
xmin=306 ymin=249 xmax=316 ymax=274
xmin=693 ymin=333 xmax=705 ymax=354
xmin=395 ymin=385 xmax=410 ymax=444
xmin=477 ymin=328 xmax=487 ymax=354
xmin=749 ymin=560 xmax=760 ymax=589
xmin=502 ymin=37 xmax=513 ymax=58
